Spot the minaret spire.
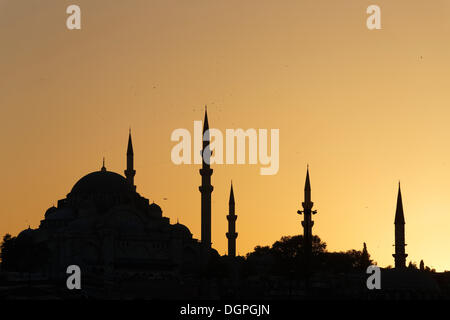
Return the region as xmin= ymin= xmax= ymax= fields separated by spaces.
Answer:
xmin=304 ymin=165 xmax=311 ymax=202
xmin=226 ymin=181 xmax=238 ymax=257
xmin=127 ymin=128 xmax=134 ymax=155
xmin=124 ymin=129 xmax=136 ymax=190
xmin=229 ymin=181 xmax=235 ymax=205
xmin=199 ymin=106 xmax=213 ymax=248
xmin=203 ymin=105 xmax=209 ymax=133
xmin=297 ymin=166 xmax=317 ymax=279
xmin=393 ymin=182 xmax=407 ymax=269
xmin=394 ymin=181 xmax=405 ymax=224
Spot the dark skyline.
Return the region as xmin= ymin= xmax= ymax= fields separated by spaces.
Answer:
xmin=2 ymin=122 xmax=446 ymax=299
xmin=1 ymin=0 xmax=450 ymax=271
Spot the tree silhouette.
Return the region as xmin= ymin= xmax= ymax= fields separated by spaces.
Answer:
xmin=244 ymin=234 xmax=375 ymax=277
xmin=0 ymin=234 xmax=14 ymax=270
xmin=245 ymin=235 xmax=326 ymax=277
xmin=0 ymin=233 xmax=50 ymax=272
xmin=271 ymin=235 xmax=326 ymax=258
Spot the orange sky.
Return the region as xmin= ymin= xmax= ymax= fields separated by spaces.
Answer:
xmin=1 ymin=0 xmax=450 ymax=271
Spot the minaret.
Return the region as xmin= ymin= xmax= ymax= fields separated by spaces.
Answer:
xmin=199 ymin=107 xmax=213 ymax=248
xmin=124 ymin=129 xmax=136 ymax=190
xmin=226 ymin=181 xmax=238 ymax=257
xmin=297 ymin=166 xmax=317 ymax=264
xmin=393 ymin=182 xmax=407 ymax=269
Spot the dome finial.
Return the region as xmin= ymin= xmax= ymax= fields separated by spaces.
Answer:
xmin=101 ymin=157 xmax=106 ymax=172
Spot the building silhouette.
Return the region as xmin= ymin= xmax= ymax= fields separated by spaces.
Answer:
xmin=8 ymin=127 xmax=227 ymax=280
xmin=393 ymin=182 xmax=407 ymax=269
xmin=226 ymin=182 xmax=238 ymax=257
xmin=3 ymin=109 xmax=243 ymax=282
xmin=3 ymin=109 xmax=449 ymax=300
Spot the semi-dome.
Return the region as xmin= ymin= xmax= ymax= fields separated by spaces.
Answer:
xmin=70 ymin=170 xmax=134 ymax=196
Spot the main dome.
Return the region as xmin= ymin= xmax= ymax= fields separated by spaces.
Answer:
xmin=70 ymin=170 xmax=134 ymax=195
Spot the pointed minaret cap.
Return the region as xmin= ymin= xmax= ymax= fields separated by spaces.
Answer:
xmin=127 ymin=128 xmax=134 ymax=155
xmin=229 ymin=180 xmax=235 ymax=204
xmin=395 ymin=181 xmax=405 ymax=224
xmin=203 ymin=105 xmax=209 ymax=133
xmin=101 ymin=157 xmax=107 ymax=172
xmin=304 ymin=165 xmax=311 ymax=191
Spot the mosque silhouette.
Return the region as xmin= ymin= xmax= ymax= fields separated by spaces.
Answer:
xmin=8 ymin=109 xmax=225 ymax=279
xmin=0 ymin=108 xmax=448 ymax=300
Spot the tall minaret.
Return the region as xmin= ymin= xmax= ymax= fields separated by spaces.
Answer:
xmin=199 ymin=107 xmax=213 ymax=248
xmin=226 ymin=181 xmax=238 ymax=257
xmin=124 ymin=129 xmax=136 ymax=190
xmin=297 ymin=166 xmax=317 ymax=263
xmin=393 ymin=182 xmax=407 ymax=269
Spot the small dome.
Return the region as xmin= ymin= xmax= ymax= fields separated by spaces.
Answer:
xmin=17 ymin=227 xmax=34 ymax=239
xmin=45 ymin=206 xmax=57 ymax=218
xmin=172 ymin=222 xmax=192 ymax=238
xmin=70 ymin=170 xmax=133 ymax=196
xmin=149 ymin=202 xmax=162 ymax=213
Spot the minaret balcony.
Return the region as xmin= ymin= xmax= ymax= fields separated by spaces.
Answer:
xmin=226 ymin=232 xmax=238 ymax=239
xmin=199 ymin=168 xmax=213 ymax=175
xmin=199 ymin=185 xmax=214 ymax=193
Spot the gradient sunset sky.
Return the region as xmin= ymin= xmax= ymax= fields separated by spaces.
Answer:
xmin=1 ymin=0 xmax=450 ymax=271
